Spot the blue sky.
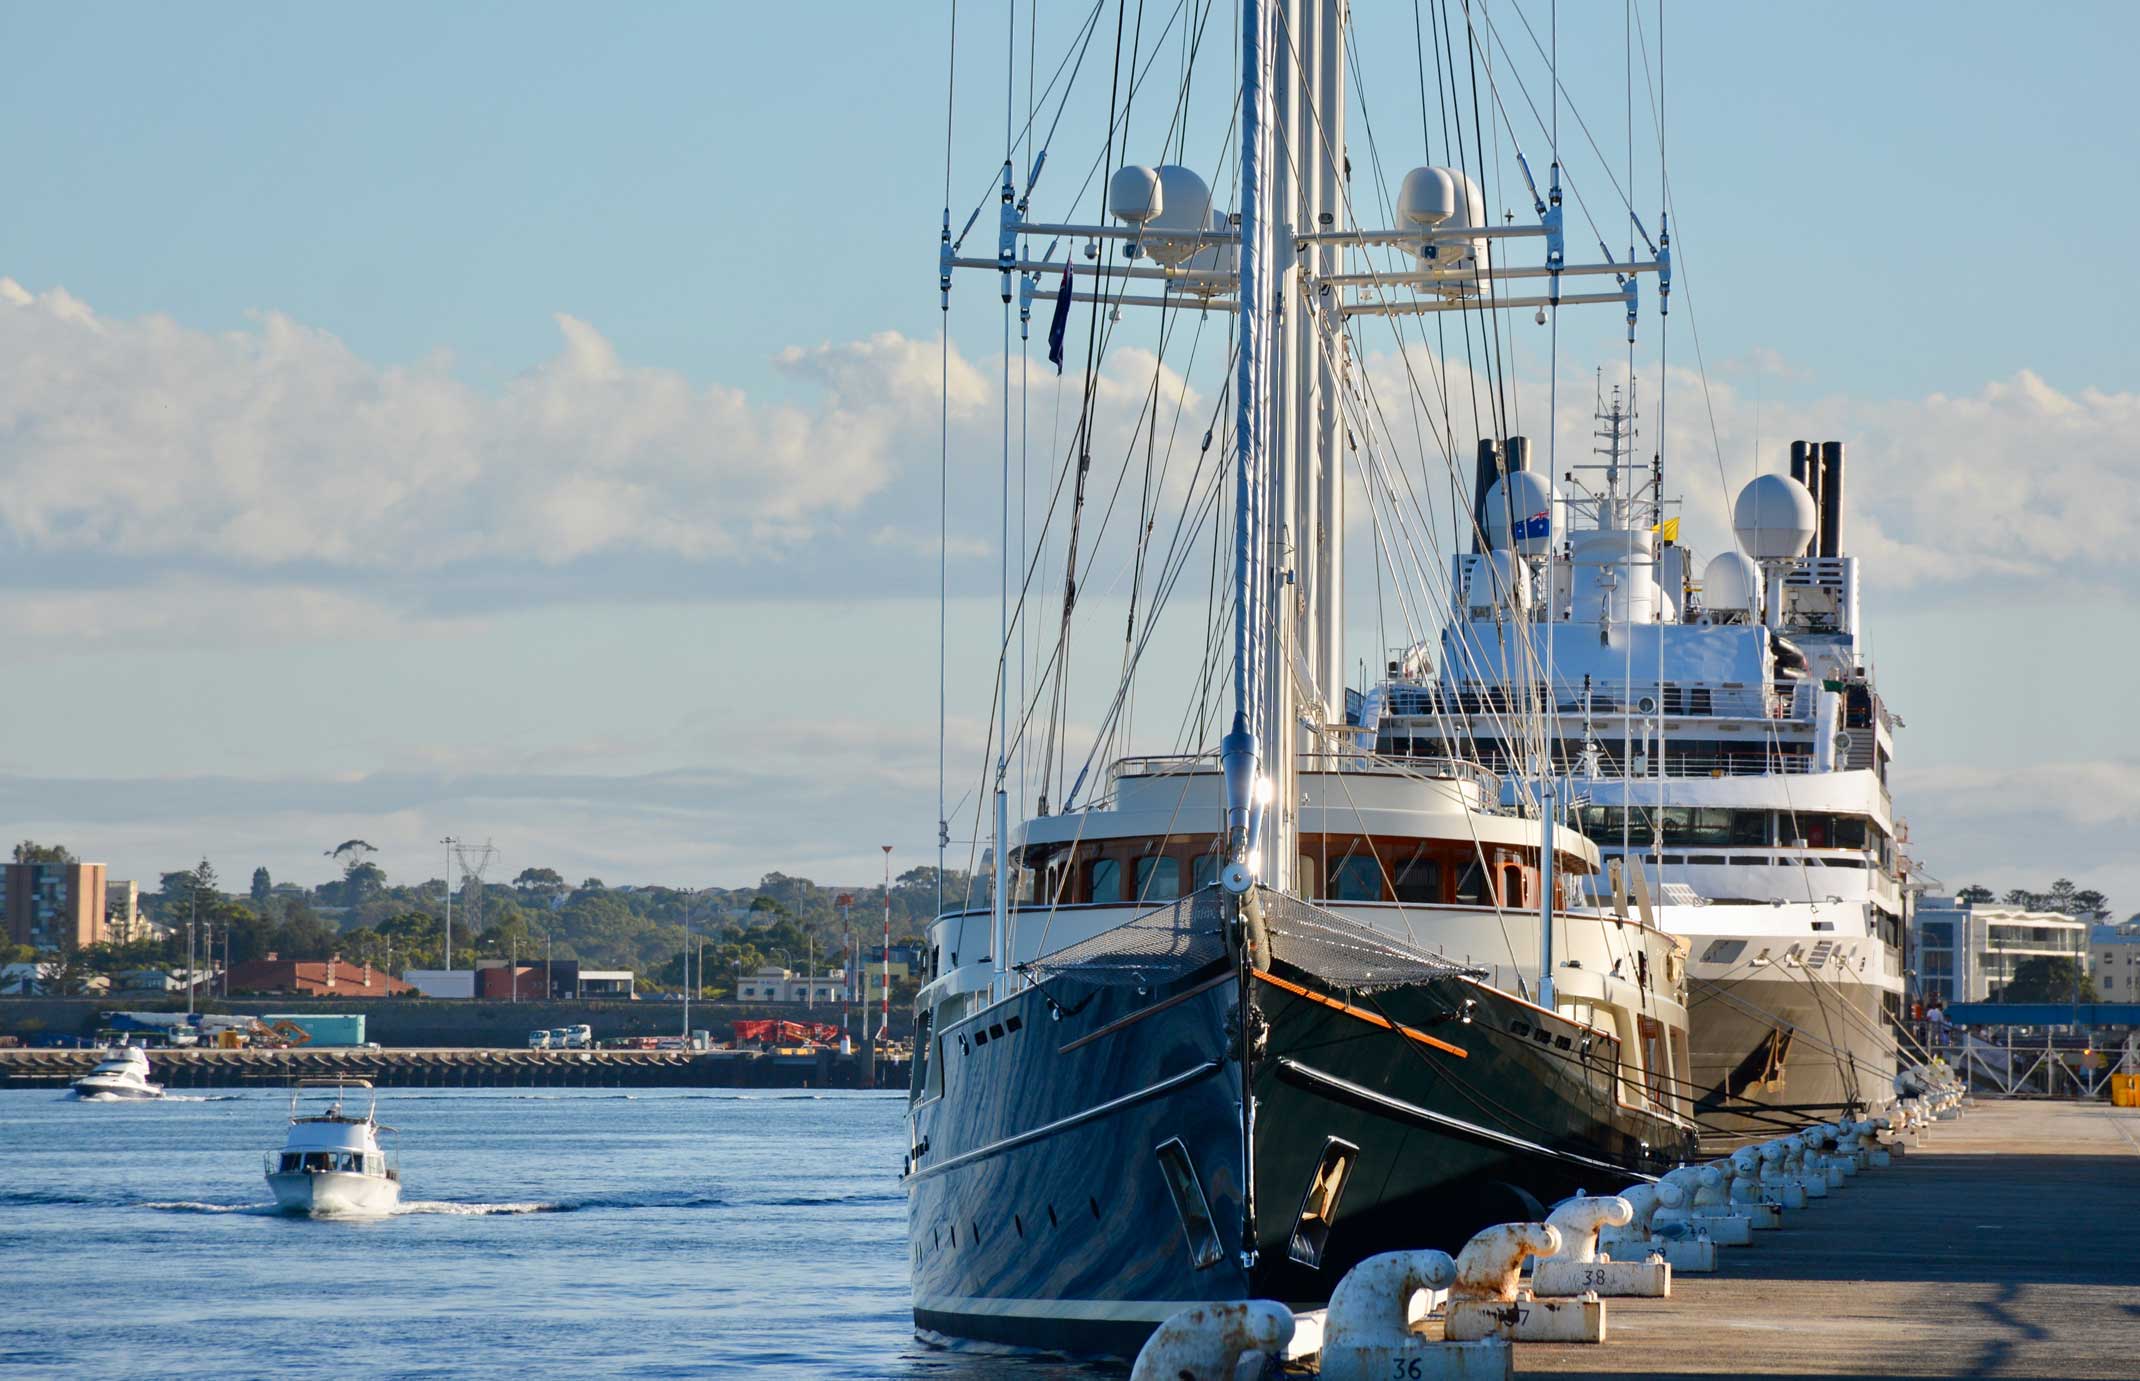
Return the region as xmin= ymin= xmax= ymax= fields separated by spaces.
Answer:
xmin=1 ymin=2 xmax=2134 ymax=904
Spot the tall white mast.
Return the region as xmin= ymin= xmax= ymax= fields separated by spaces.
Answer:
xmin=1312 ymin=0 xmax=1347 ymax=718
xmin=1221 ymin=0 xmax=1277 ymax=894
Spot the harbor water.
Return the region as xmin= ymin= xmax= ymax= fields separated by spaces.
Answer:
xmin=0 ymin=1088 xmax=1103 ymax=1379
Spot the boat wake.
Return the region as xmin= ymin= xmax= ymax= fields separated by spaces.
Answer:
xmin=393 ymin=1200 xmax=567 ymax=1216
xmin=142 ymin=1200 xmax=280 ymax=1215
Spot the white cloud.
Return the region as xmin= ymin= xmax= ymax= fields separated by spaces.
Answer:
xmin=0 ymin=279 xmax=977 ymax=572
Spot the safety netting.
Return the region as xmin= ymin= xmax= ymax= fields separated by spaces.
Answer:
xmin=1018 ymin=885 xmax=1483 ymax=991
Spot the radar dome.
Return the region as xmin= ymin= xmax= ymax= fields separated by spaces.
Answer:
xmin=1397 ymin=167 xmax=1458 ymax=226
xmin=1399 ymin=165 xmax=1487 ymax=274
xmin=1732 ymin=473 xmax=1816 ymax=561
xmin=1702 ymin=550 xmax=1761 ymax=616
xmin=1107 ymin=166 xmax=1162 ymax=224
xmin=1483 ymin=470 xmax=1555 ymax=554
xmin=1141 ymin=165 xmax=1216 ymax=267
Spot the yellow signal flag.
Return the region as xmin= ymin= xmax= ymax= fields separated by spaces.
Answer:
xmin=1652 ymin=517 xmax=1680 ymax=542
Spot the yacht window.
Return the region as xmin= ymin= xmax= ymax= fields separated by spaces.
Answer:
xmin=1328 ymin=854 xmax=1382 ymax=903
xmin=1455 ymin=862 xmax=1488 ymax=904
xmin=1499 ymin=864 xmax=1525 ymax=909
xmin=1700 ymin=939 xmax=1747 ymax=965
xmin=1832 ymin=816 xmax=1868 ymax=849
xmin=303 ymin=1153 xmax=331 ymax=1172
xmin=1688 ymin=809 xmax=1733 ymax=846
xmin=1134 ymin=856 xmax=1180 ymax=902
xmin=1391 ymin=856 xmax=1441 ymax=905
xmin=280 ymin=1153 xmax=302 ymax=1173
xmin=1297 ymin=855 xmax=1320 ymax=899
xmin=1730 ymin=812 xmax=1770 ymax=846
xmin=1088 ymin=858 xmax=1122 ymax=905
xmin=1191 ymin=854 xmax=1219 ymax=891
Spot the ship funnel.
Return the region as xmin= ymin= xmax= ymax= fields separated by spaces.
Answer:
xmin=1471 ymin=439 xmax=1502 ymax=554
xmin=1818 ymin=441 xmax=1845 ymax=558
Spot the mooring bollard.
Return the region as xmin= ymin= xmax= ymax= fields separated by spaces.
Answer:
xmin=1759 ymin=1139 xmax=1810 ymax=1208
xmin=1128 ymin=1300 xmax=1294 ymax=1381
xmin=1600 ymin=1180 xmax=1716 ymax=1273
xmin=1722 ymin=1148 xmax=1783 ymax=1229
xmin=1654 ymin=1164 xmax=1754 ymax=1245
xmin=1444 ymin=1222 xmax=1606 ymax=1344
xmin=1533 ymin=1194 xmax=1669 ymax=1298
xmin=1319 ymin=1250 xmax=1510 ymax=1381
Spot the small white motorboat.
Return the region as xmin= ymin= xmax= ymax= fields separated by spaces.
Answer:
xmin=73 ymin=1044 xmax=164 ymax=1100
xmin=263 ymin=1080 xmax=401 ymax=1217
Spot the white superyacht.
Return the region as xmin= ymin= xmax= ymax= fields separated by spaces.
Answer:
xmin=1370 ymin=392 xmax=1909 ymax=1137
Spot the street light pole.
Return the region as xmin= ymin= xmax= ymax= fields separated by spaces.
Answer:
xmin=186 ymin=881 xmax=198 ymax=1018
xmin=440 ymin=836 xmax=457 ymax=972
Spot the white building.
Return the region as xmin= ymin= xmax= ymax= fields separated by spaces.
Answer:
xmin=1912 ymin=896 xmax=2090 ymax=1005
xmin=735 ymin=967 xmax=847 ymax=1004
xmin=2089 ymin=920 xmax=2140 ymax=1002
xmin=402 ymin=968 xmax=477 ymax=1000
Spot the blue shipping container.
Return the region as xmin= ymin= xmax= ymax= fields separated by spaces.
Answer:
xmin=260 ymin=1014 xmax=366 ymax=1047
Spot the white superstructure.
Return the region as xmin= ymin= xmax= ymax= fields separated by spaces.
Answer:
xmin=1366 ymin=392 xmax=1911 ymax=1131
xmin=72 ymin=1044 xmax=163 ymax=1100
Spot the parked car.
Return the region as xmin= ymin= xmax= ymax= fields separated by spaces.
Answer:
xmin=528 ymin=1029 xmax=553 ymax=1049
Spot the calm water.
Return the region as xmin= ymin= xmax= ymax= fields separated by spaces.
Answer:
xmin=0 ymin=1088 xmax=1111 ymax=1380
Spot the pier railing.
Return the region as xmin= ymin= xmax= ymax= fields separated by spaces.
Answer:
xmin=1920 ymin=1031 xmax=2140 ymax=1100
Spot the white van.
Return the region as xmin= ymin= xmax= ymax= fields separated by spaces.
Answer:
xmin=527 ymin=1029 xmax=553 ymax=1049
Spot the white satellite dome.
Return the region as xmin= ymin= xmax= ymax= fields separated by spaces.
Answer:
xmin=1702 ymin=550 xmax=1761 ymax=617
xmin=1482 ymin=470 xmax=1555 ymax=554
xmin=1398 ymin=165 xmax=1487 ymax=274
xmin=1107 ymin=165 xmax=1162 ymax=224
xmin=1397 ymin=167 xmax=1458 ymax=226
xmin=1733 ymin=473 xmax=1816 ymax=561
xmin=1140 ymin=165 xmax=1217 ymax=267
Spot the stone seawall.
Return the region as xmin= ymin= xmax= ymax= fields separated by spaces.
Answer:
xmin=0 ymin=996 xmax=911 ymax=1047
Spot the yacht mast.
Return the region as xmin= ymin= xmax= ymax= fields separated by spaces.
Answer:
xmin=1221 ymin=0 xmax=1277 ymax=895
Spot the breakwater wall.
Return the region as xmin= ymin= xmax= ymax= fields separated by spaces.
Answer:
xmin=0 ymin=996 xmax=911 ymax=1047
xmin=0 ymin=1045 xmax=910 ymax=1091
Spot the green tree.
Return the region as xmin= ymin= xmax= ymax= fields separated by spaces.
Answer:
xmin=514 ymin=867 xmax=566 ymax=895
xmin=1957 ymin=884 xmax=1995 ymax=904
xmin=12 ymin=841 xmax=75 ymax=864
xmin=342 ymin=859 xmax=388 ymax=908
xmin=1998 ymin=956 xmax=2097 ymax=1004
xmin=250 ymin=867 xmax=273 ymax=906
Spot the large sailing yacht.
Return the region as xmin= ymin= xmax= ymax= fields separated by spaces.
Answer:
xmin=909 ymin=0 xmax=1697 ymax=1357
xmin=1374 ymin=389 xmax=1909 ymax=1137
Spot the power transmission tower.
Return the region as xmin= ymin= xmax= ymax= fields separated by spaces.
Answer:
xmin=452 ymin=839 xmax=499 ymax=940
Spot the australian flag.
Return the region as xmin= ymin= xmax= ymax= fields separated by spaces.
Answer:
xmin=1518 ymin=509 xmax=1552 ymax=540
xmin=1046 ymin=262 xmax=1074 ymax=373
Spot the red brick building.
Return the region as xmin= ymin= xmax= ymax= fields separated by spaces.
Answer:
xmin=215 ymin=955 xmax=415 ymax=998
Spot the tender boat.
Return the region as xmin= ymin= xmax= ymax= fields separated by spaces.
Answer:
xmin=73 ymin=1044 xmax=163 ymax=1100
xmin=263 ymin=1080 xmax=401 ymax=1216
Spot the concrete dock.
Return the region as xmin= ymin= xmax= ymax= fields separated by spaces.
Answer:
xmin=1522 ymin=1100 xmax=2140 ymax=1380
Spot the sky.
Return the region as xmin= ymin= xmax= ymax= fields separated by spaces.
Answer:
xmin=0 ymin=2 xmax=2134 ymax=907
